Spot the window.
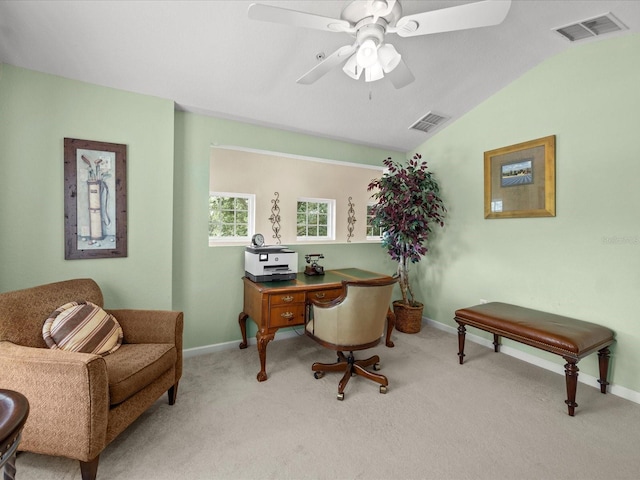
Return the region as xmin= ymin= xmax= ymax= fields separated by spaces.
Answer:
xmin=209 ymin=192 xmax=255 ymax=244
xmin=297 ymin=198 xmax=335 ymax=241
xmin=210 ymin=147 xmax=386 ymax=245
xmin=366 ymin=203 xmax=383 ymax=240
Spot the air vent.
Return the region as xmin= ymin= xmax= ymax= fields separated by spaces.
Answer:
xmin=409 ymin=112 xmax=450 ymax=133
xmin=554 ymin=13 xmax=627 ymax=42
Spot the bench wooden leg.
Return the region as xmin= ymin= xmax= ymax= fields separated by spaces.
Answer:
xmin=597 ymin=347 xmax=611 ymax=394
xmin=493 ymin=333 xmax=501 ymax=353
xmin=563 ymin=360 xmax=579 ymax=416
xmin=456 ymin=323 xmax=466 ymax=365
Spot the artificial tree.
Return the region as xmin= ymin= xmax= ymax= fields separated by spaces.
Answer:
xmin=368 ymin=154 xmax=446 ymax=330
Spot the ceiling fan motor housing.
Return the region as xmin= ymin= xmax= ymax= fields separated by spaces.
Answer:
xmin=355 ymin=21 xmax=386 ymax=47
xmin=342 ymin=0 xmax=403 ymax=46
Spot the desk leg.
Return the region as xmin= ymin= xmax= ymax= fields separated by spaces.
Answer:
xmin=238 ymin=312 xmax=249 ymax=349
xmin=256 ymin=331 xmax=275 ymax=382
xmin=563 ymin=359 xmax=579 ymax=416
xmin=385 ymin=308 xmax=396 ymax=347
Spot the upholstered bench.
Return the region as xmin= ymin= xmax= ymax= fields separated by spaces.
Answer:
xmin=454 ymin=302 xmax=615 ymax=416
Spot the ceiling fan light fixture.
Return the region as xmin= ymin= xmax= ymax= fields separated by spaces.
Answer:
xmin=249 ymin=0 xmax=512 ymax=89
xmin=365 ymin=62 xmax=384 ymax=82
xmin=343 ymin=54 xmax=362 ymax=79
xmin=378 ymin=44 xmax=401 ymax=73
xmin=356 ymin=38 xmax=379 ymax=68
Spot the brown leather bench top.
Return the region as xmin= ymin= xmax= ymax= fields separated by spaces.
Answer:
xmin=454 ymin=302 xmax=614 ymax=358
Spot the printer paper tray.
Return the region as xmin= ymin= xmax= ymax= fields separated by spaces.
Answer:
xmin=246 ymin=272 xmax=297 ymax=283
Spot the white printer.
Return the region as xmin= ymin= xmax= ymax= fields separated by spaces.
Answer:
xmin=245 ymin=245 xmax=298 ymax=282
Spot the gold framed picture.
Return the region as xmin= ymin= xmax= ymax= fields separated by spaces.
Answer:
xmin=484 ymin=135 xmax=555 ymax=219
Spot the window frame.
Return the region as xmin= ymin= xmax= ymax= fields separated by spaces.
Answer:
xmin=296 ymin=197 xmax=336 ymax=242
xmin=366 ymin=202 xmax=384 ymax=241
xmin=208 ymin=191 xmax=255 ymax=245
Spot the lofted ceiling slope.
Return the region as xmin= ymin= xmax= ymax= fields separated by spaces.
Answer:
xmin=1 ymin=1 xmax=639 ymax=152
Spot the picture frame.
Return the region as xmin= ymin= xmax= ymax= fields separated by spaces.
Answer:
xmin=484 ymin=135 xmax=555 ymax=219
xmin=64 ymin=138 xmax=127 ymax=259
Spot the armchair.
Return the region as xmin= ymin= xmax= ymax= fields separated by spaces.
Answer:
xmin=305 ymin=277 xmax=397 ymax=401
xmin=0 ymin=279 xmax=183 ymax=480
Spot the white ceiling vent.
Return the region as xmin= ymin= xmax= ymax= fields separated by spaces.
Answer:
xmin=409 ymin=112 xmax=450 ymax=134
xmin=554 ymin=13 xmax=627 ymax=42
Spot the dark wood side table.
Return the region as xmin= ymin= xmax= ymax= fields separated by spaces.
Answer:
xmin=239 ymin=268 xmax=396 ymax=381
xmin=0 ymin=389 xmax=30 ymax=480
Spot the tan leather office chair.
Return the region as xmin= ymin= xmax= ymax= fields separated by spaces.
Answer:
xmin=305 ymin=277 xmax=397 ymax=400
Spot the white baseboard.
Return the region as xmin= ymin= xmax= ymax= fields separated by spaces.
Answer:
xmin=183 ymin=328 xmax=303 ymax=359
xmin=424 ymin=317 xmax=640 ymax=405
xmin=183 ymin=320 xmax=640 ymax=405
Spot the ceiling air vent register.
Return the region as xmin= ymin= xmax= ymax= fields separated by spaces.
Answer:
xmin=554 ymin=13 xmax=627 ymax=42
xmin=409 ymin=112 xmax=450 ymax=134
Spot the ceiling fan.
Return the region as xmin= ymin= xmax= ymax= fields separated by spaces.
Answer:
xmin=248 ymin=0 xmax=512 ymax=89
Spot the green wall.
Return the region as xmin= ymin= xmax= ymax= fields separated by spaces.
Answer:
xmin=0 ymin=65 xmax=175 ymax=308
xmin=3 ymin=32 xmax=639 ymax=395
xmin=413 ymin=33 xmax=640 ymax=392
xmin=0 ymin=62 xmax=398 ymax=349
xmin=172 ymin=112 xmax=398 ymax=349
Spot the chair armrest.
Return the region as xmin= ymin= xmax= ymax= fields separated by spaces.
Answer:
xmin=0 ymin=341 xmax=109 ymax=462
xmin=106 ymin=310 xmax=183 ymax=384
xmin=308 ymin=294 xmax=346 ymax=309
xmin=106 ymin=309 xmax=183 ymax=346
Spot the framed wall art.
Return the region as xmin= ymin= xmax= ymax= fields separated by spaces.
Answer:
xmin=484 ymin=135 xmax=556 ymax=219
xmin=64 ymin=138 xmax=127 ymax=259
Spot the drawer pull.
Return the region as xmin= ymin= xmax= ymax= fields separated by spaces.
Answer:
xmin=280 ymin=312 xmax=294 ymax=320
xmin=281 ymin=295 xmax=294 ymax=303
xmin=315 ymin=293 xmax=326 ymax=299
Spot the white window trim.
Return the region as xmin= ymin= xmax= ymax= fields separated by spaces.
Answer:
xmin=208 ymin=192 xmax=255 ymax=246
xmin=296 ymin=197 xmax=336 ymax=242
xmin=366 ymin=202 xmax=383 ymax=241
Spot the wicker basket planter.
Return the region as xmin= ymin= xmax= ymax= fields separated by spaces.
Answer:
xmin=393 ymin=301 xmax=424 ymax=334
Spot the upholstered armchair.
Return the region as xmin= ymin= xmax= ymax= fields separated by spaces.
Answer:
xmin=305 ymin=277 xmax=397 ymax=401
xmin=0 ymin=279 xmax=183 ymax=480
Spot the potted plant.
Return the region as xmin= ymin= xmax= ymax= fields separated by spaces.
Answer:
xmin=367 ymin=153 xmax=446 ymax=333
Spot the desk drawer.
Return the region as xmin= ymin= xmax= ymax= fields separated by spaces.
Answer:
xmin=269 ymin=304 xmax=305 ymax=328
xmin=307 ymin=288 xmax=343 ymax=303
xmin=269 ymin=292 xmax=305 ymax=306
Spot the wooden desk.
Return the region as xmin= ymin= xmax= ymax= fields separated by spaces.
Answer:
xmin=239 ymin=268 xmax=396 ymax=381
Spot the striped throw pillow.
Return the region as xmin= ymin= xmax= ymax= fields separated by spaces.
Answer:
xmin=43 ymin=301 xmax=123 ymax=355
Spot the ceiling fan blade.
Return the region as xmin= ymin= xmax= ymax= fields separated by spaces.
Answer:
xmin=297 ymin=45 xmax=357 ymax=85
xmin=248 ymin=3 xmax=352 ymax=33
xmin=387 ymin=58 xmax=415 ymax=89
xmin=394 ymin=0 xmax=512 ymax=38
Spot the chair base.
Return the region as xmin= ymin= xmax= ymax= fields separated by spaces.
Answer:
xmin=312 ymin=351 xmax=388 ymax=400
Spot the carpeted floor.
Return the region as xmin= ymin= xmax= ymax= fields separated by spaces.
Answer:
xmin=16 ymin=326 xmax=640 ymax=479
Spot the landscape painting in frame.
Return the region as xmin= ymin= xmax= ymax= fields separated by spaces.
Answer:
xmin=484 ymin=135 xmax=555 ymax=219
xmin=64 ymin=138 xmax=128 ymax=259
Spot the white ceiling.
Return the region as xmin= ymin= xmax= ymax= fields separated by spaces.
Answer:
xmin=1 ymin=1 xmax=638 ymax=152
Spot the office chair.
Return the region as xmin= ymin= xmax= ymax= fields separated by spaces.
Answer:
xmin=305 ymin=277 xmax=397 ymax=400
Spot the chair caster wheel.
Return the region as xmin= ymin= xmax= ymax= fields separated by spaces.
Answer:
xmin=379 ymin=385 xmax=387 ymax=394
xmin=373 ymin=363 xmax=381 ymax=371
xmin=337 ymin=392 xmax=344 ymax=401
xmin=314 ymin=371 xmax=324 ymax=379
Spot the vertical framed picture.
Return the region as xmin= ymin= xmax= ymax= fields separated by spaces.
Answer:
xmin=484 ymin=135 xmax=556 ymax=219
xmin=64 ymin=138 xmax=127 ymax=259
